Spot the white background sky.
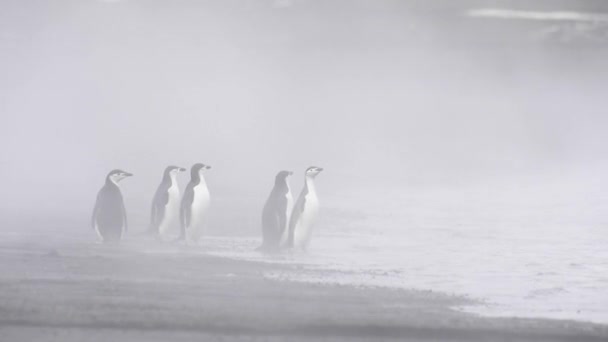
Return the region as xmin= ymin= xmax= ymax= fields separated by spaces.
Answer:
xmin=1 ymin=0 xmax=607 ymax=231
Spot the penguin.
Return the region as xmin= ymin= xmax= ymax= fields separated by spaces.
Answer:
xmin=91 ymin=169 xmax=133 ymax=243
xmin=258 ymin=170 xmax=293 ymax=252
xmin=179 ymin=163 xmax=212 ymax=242
xmin=149 ymin=165 xmax=186 ymax=239
xmin=285 ymin=166 xmax=323 ymax=250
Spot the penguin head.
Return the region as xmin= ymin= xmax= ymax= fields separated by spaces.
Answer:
xmin=305 ymin=166 xmax=323 ymax=178
xmin=275 ymin=170 xmax=293 ymax=183
xmin=191 ymin=163 xmax=211 ymax=180
xmin=106 ymin=169 xmax=133 ymax=184
xmin=192 ymin=163 xmax=212 ymax=174
xmin=164 ymin=165 xmax=186 ymax=178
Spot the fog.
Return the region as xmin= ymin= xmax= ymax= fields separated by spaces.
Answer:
xmin=1 ymin=0 xmax=608 ymax=339
xmin=2 ymin=0 xmax=606 ymax=232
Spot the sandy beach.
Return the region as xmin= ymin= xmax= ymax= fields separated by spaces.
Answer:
xmin=1 ymin=233 xmax=606 ymax=342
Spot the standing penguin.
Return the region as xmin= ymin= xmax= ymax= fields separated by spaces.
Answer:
xmin=179 ymin=163 xmax=212 ymax=242
xmin=286 ymin=166 xmax=323 ymax=250
xmin=91 ymin=169 xmax=133 ymax=243
xmin=258 ymin=170 xmax=293 ymax=252
xmin=149 ymin=165 xmax=186 ymax=239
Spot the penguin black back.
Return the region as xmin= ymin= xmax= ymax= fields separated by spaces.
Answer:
xmin=179 ymin=163 xmax=212 ymax=241
xmin=260 ymin=170 xmax=293 ymax=252
xmin=149 ymin=165 xmax=186 ymax=235
xmin=92 ymin=169 xmax=133 ymax=243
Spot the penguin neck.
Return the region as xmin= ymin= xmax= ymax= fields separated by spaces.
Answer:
xmin=275 ymin=179 xmax=290 ymax=194
xmin=193 ymin=173 xmax=207 ymax=187
xmin=105 ymin=177 xmax=120 ymax=188
xmin=164 ymin=173 xmax=178 ymax=187
xmin=304 ymin=176 xmax=316 ymax=195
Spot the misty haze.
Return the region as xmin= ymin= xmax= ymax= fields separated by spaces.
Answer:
xmin=1 ymin=0 xmax=607 ymax=341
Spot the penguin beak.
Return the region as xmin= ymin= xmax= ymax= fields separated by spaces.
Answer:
xmin=206 ymin=165 xmax=212 ymax=170
xmin=317 ymin=167 xmax=324 ymax=172
xmin=124 ymin=172 xmax=133 ymax=177
xmin=179 ymin=167 xmax=186 ymax=172
xmin=289 ymin=171 xmax=293 ymax=176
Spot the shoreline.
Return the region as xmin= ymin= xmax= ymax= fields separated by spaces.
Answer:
xmin=0 ymin=237 xmax=607 ymax=341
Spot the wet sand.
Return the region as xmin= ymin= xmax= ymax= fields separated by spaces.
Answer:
xmin=0 ymin=236 xmax=607 ymax=341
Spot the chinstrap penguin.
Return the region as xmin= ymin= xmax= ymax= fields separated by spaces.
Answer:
xmin=285 ymin=166 xmax=323 ymax=250
xmin=91 ymin=169 xmax=133 ymax=243
xmin=179 ymin=163 xmax=212 ymax=243
xmin=258 ymin=170 xmax=293 ymax=252
xmin=150 ymin=165 xmax=186 ymax=239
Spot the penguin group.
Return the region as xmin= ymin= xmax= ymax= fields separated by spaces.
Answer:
xmin=259 ymin=166 xmax=324 ymax=252
xmin=91 ymin=165 xmax=323 ymax=252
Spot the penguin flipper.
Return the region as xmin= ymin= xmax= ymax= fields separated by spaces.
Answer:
xmin=262 ymin=211 xmax=281 ymax=249
xmin=150 ymin=189 xmax=169 ymax=233
xmin=179 ymin=205 xmax=191 ymax=239
xmin=151 ymin=204 xmax=166 ymax=233
xmin=91 ymin=190 xmax=104 ymax=230
xmin=91 ymin=200 xmax=99 ymax=230
xmin=121 ymin=201 xmax=128 ymax=233
xmin=277 ymin=199 xmax=288 ymax=242
xmin=179 ymin=184 xmax=195 ymax=239
xmin=149 ymin=203 xmax=158 ymax=232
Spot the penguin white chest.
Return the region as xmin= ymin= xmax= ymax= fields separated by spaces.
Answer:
xmin=302 ymin=192 xmax=319 ymax=224
xmin=190 ymin=184 xmax=210 ymax=226
xmin=167 ymin=184 xmax=180 ymax=209
xmin=159 ymin=184 xmax=180 ymax=235
xmin=293 ymin=191 xmax=319 ymax=249
xmin=185 ymin=183 xmax=210 ymax=242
